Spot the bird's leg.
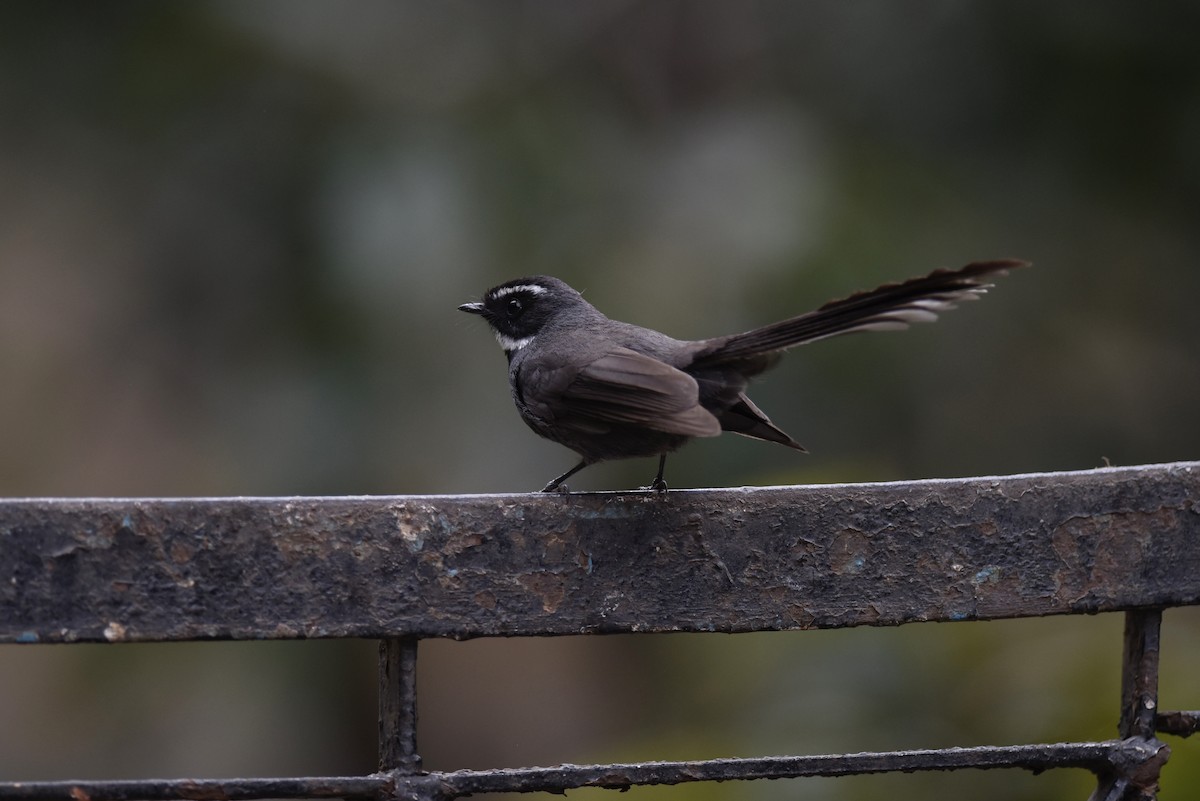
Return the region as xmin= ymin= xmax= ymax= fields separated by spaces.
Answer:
xmin=647 ymin=454 xmax=669 ymax=493
xmin=541 ymin=459 xmax=589 ymax=493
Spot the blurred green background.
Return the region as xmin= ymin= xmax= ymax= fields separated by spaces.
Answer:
xmin=1 ymin=2 xmax=1198 ymax=799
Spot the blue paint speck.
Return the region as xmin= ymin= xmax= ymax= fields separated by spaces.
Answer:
xmin=17 ymin=631 xmax=39 ymax=643
xmin=841 ymin=555 xmax=866 ymax=574
xmin=973 ymin=566 xmax=999 ymax=584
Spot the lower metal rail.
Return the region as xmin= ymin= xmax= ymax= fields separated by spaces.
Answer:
xmin=0 ymin=737 xmax=1170 ymax=801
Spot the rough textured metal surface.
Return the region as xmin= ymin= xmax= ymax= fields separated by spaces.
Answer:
xmin=1093 ymin=610 xmax=1170 ymax=801
xmin=0 ymin=740 xmax=1147 ymax=800
xmin=0 ymin=777 xmax=385 ymax=801
xmin=1 ymin=462 xmax=1197 ymax=643
xmin=425 ymin=740 xmax=1136 ymax=797
xmin=378 ymin=637 xmax=421 ymax=772
xmin=1157 ymin=711 xmax=1200 ymax=738
xmin=1119 ymin=610 xmax=1162 ymax=741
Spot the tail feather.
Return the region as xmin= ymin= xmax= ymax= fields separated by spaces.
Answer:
xmin=694 ymin=259 xmax=1028 ymax=366
xmin=717 ymin=393 xmax=808 ymax=451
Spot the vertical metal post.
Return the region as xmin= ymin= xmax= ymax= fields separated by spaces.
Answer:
xmin=1118 ymin=609 xmax=1161 ymax=741
xmin=1090 ymin=609 xmax=1169 ymax=801
xmin=379 ymin=636 xmax=422 ymax=774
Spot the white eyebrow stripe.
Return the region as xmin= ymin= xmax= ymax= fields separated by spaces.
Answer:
xmin=495 ymin=332 xmax=535 ymax=352
xmin=491 ymin=284 xmax=548 ymax=300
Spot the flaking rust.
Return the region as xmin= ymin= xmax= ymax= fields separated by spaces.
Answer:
xmin=0 ymin=462 xmax=1197 ymax=642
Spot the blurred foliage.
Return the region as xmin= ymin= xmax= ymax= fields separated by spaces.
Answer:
xmin=1 ymin=2 xmax=1198 ymax=799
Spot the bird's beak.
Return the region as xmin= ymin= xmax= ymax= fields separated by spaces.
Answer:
xmin=458 ymin=302 xmax=485 ymax=315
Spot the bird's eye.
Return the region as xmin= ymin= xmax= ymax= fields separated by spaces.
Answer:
xmin=507 ymin=298 xmax=524 ymax=315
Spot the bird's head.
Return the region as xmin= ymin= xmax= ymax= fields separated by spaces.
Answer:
xmin=458 ymin=276 xmax=590 ymax=354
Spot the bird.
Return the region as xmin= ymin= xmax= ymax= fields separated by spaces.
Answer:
xmin=459 ymin=259 xmax=1028 ymax=492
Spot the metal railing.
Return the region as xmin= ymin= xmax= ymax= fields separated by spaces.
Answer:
xmin=1 ymin=461 xmax=1198 ymax=800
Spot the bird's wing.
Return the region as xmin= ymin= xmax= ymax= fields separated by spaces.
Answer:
xmin=549 ymin=348 xmax=721 ymax=437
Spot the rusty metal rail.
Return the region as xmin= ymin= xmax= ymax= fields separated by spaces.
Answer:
xmin=0 ymin=739 xmax=1167 ymax=800
xmin=1 ymin=461 xmax=1198 ymax=800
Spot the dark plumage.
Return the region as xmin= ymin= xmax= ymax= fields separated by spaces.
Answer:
xmin=459 ymin=260 xmax=1028 ymax=491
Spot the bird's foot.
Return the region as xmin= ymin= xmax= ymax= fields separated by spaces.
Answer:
xmin=640 ymin=454 xmax=670 ymax=493
xmin=541 ymin=461 xmax=587 ymax=494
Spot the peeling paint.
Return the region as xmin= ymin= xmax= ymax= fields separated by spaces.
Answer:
xmin=0 ymin=462 xmax=1196 ymax=643
xmin=973 ymin=566 xmax=1000 ymax=585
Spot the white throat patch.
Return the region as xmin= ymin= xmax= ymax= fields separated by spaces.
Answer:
xmin=495 ymin=332 xmax=535 ymax=352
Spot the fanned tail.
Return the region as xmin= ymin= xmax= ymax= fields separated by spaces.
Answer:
xmin=694 ymin=259 xmax=1028 ymax=366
